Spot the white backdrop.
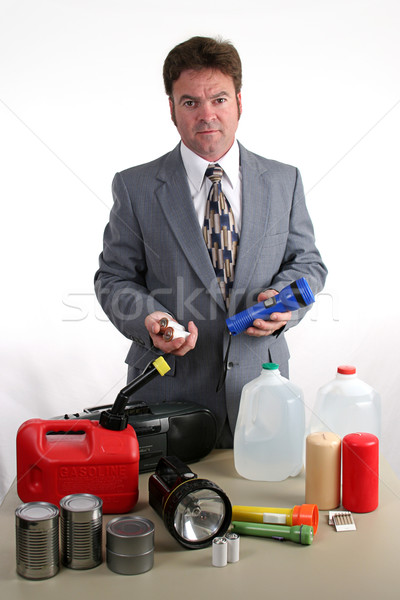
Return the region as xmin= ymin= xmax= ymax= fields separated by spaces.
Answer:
xmin=1 ymin=0 xmax=399 ymax=505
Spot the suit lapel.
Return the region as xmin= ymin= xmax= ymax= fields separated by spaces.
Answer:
xmin=155 ymin=145 xmax=226 ymax=312
xmin=231 ymin=144 xmax=270 ymax=313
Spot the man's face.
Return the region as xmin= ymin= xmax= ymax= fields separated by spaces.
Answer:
xmin=169 ymin=68 xmax=242 ymax=162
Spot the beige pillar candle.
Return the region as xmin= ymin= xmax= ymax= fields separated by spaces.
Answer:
xmin=305 ymin=432 xmax=341 ymax=510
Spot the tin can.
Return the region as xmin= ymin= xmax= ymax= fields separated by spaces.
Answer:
xmin=60 ymin=494 xmax=103 ymax=569
xmin=106 ymin=516 xmax=154 ymax=575
xmin=15 ymin=502 xmax=59 ymax=580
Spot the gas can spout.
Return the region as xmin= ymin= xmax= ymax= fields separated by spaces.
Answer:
xmin=100 ymin=356 xmax=171 ymax=430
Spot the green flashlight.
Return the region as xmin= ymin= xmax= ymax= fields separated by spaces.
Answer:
xmin=231 ymin=521 xmax=313 ymax=545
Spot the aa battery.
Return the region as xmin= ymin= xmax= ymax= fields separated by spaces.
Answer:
xmin=158 ymin=318 xmax=189 ymax=342
xmin=60 ymin=494 xmax=103 ymax=569
xmin=224 ymin=532 xmax=240 ymax=563
xmin=212 ymin=536 xmax=228 ymax=567
xmin=162 ymin=326 xmax=190 ymax=342
xmin=15 ymin=502 xmax=60 ymax=580
xmin=159 ymin=317 xmax=185 ymax=332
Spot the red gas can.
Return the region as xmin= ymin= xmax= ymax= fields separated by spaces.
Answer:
xmin=16 ymin=419 xmax=139 ymax=514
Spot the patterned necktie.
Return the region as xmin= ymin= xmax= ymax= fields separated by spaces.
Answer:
xmin=203 ymin=163 xmax=239 ymax=309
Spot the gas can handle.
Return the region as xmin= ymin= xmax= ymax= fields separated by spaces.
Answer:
xmin=27 ymin=419 xmax=94 ymax=447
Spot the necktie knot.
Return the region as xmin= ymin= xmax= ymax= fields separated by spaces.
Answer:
xmin=205 ymin=163 xmax=223 ymax=185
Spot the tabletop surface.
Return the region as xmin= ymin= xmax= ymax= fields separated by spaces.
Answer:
xmin=1 ymin=449 xmax=400 ymax=599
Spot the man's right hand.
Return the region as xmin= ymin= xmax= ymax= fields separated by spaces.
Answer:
xmin=145 ymin=312 xmax=198 ymax=356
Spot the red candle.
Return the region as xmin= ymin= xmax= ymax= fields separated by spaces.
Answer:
xmin=342 ymin=432 xmax=379 ymax=513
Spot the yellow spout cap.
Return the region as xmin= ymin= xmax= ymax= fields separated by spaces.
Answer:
xmin=152 ymin=356 xmax=171 ymax=376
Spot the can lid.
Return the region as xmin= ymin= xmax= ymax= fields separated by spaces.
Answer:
xmin=60 ymin=494 xmax=103 ymax=512
xmin=16 ymin=501 xmax=59 ymax=521
xmin=337 ymin=365 xmax=356 ymax=375
xmin=106 ymin=516 xmax=154 ymax=539
xmin=262 ymin=363 xmax=279 ymax=370
xmin=106 ymin=516 xmax=154 ymax=555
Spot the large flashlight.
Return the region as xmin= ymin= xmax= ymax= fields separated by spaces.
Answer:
xmin=226 ymin=277 xmax=315 ymax=336
xmin=148 ymin=456 xmax=232 ymax=549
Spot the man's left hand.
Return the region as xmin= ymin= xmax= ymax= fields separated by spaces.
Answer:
xmin=245 ymin=289 xmax=291 ymax=337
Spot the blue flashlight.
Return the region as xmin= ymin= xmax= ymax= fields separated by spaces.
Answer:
xmin=226 ymin=278 xmax=315 ymax=336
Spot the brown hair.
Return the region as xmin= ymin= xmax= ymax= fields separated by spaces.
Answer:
xmin=163 ymin=36 xmax=242 ymax=98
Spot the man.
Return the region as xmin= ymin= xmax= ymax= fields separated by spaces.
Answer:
xmin=94 ymin=36 xmax=327 ymax=447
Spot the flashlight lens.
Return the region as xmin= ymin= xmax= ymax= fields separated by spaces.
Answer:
xmin=174 ymin=489 xmax=227 ymax=542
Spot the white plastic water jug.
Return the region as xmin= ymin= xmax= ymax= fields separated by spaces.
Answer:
xmin=233 ymin=363 xmax=305 ymax=481
xmin=309 ymin=365 xmax=381 ymax=439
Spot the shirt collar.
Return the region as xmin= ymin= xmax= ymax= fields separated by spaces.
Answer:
xmin=180 ymin=140 xmax=240 ymax=192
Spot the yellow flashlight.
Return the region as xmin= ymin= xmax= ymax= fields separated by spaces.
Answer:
xmin=232 ymin=504 xmax=319 ymax=534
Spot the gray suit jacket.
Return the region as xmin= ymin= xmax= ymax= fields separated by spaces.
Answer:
xmin=94 ymin=142 xmax=327 ymax=437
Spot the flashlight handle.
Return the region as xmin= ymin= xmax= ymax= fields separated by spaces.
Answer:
xmin=232 ymin=505 xmax=292 ymax=525
xmin=231 ymin=521 xmax=313 ymax=545
xmin=227 ymin=298 xmax=277 ymax=334
xmin=232 ymin=504 xmax=319 ymax=533
xmin=226 ymin=278 xmax=315 ymax=336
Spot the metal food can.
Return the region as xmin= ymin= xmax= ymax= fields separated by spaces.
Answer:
xmin=15 ymin=502 xmax=60 ymax=580
xmin=106 ymin=516 xmax=154 ymax=575
xmin=60 ymin=493 xmax=103 ymax=569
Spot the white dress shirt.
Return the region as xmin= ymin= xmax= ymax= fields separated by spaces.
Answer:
xmin=180 ymin=140 xmax=242 ymax=234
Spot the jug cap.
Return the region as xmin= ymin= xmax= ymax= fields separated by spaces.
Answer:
xmin=337 ymin=365 xmax=356 ymax=375
xmin=262 ymin=363 xmax=279 ymax=370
